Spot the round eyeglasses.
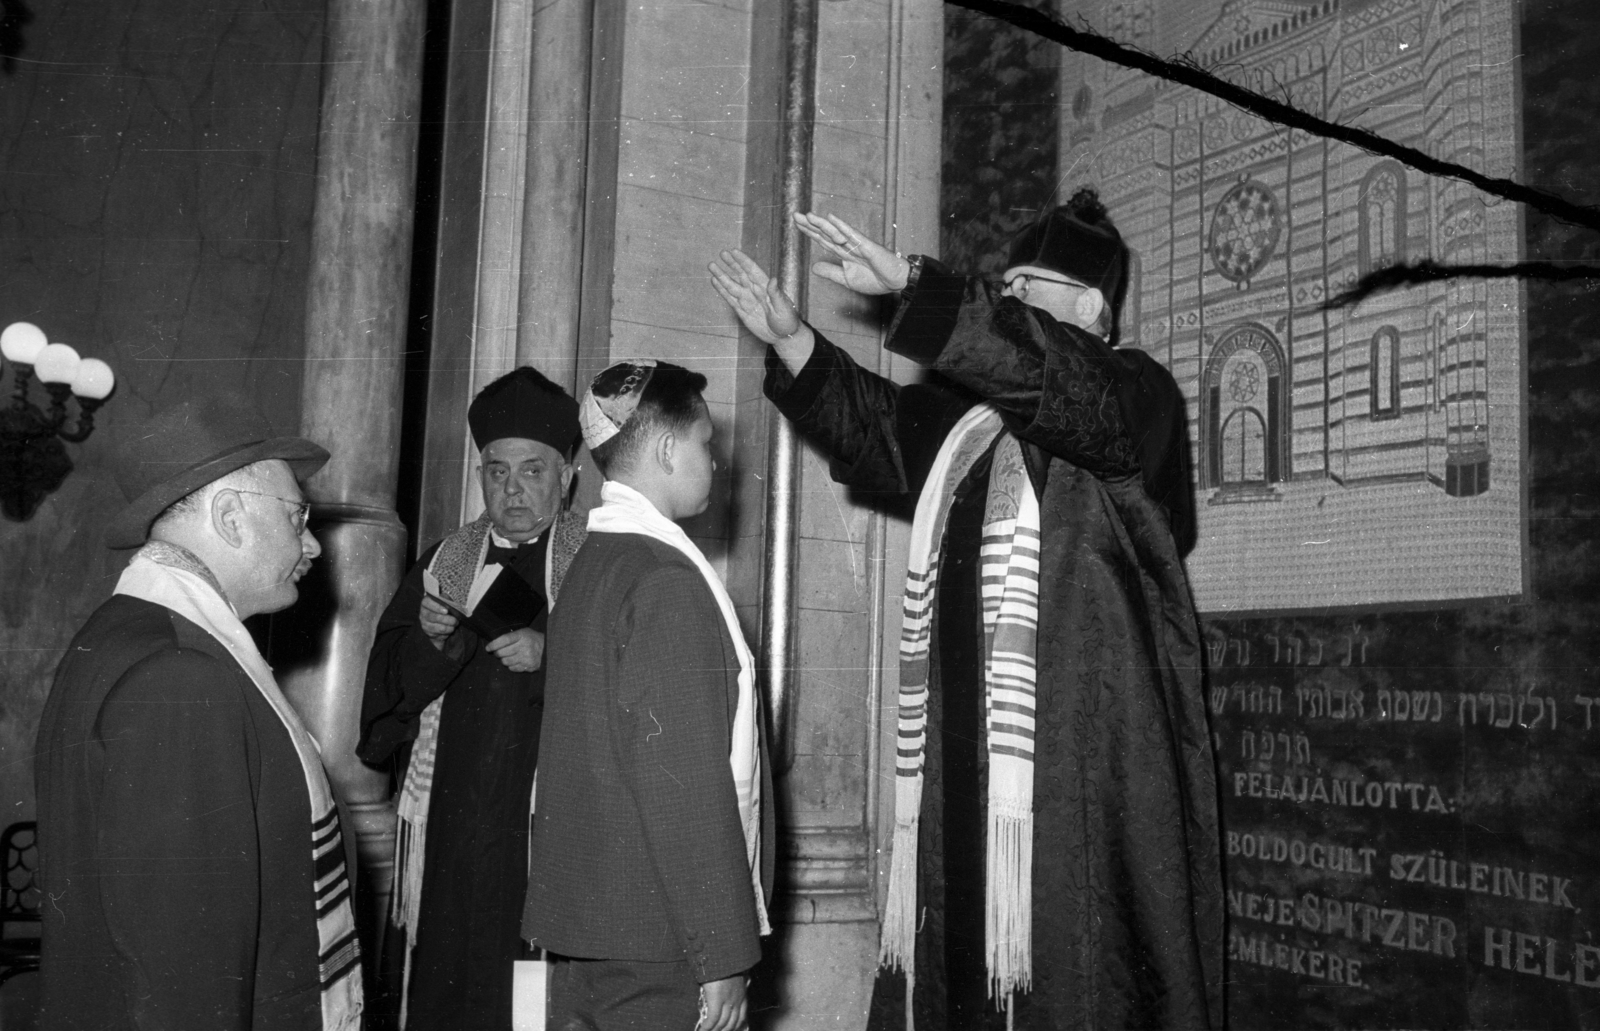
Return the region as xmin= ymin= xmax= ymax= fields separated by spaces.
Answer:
xmin=1003 ymin=272 xmax=1085 ymax=297
xmin=234 ymin=489 xmax=312 ymax=534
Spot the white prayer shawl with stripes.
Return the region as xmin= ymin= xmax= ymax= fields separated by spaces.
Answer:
xmin=391 ymin=512 xmax=493 ymax=1023
xmin=114 ymin=545 xmax=363 ymax=1031
xmin=391 ymin=512 xmax=572 ymax=1026
xmin=878 ymin=403 xmax=1042 ymax=1011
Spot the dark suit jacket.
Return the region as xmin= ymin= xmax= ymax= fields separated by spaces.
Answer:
xmin=34 ymin=595 xmax=325 ymax=1031
xmin=524 ymin=533 xmax=773 ymax=983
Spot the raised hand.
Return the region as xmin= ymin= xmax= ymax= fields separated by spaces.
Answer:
xmin=708 ymin=249 xmax=805 ymax=346
xmin=792 ymin=212 xmax=911 ymax=295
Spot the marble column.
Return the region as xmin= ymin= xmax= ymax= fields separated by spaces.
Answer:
xmin=281 ymin=0 xmax=427 ymax=943
xmin=518 ymin=0 xmax=594 ymax=390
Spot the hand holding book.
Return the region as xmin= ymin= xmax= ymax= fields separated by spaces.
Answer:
xmin=422 ymin=561 xmax=546 ymax=642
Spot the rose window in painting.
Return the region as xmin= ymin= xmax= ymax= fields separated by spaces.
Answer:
xmin=1207 ymin=179 xmax=1282 ymax=288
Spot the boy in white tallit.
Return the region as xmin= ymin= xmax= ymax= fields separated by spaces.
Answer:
xmin=525 ymin=360 xmax=772 ymax=1031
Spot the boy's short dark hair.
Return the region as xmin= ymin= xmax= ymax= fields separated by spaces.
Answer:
xmin=591 ymin=362 xmax=709 ymax=476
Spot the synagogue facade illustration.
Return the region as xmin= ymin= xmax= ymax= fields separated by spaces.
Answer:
xmin=1060 ymin=0 xmax=1525 ymax=611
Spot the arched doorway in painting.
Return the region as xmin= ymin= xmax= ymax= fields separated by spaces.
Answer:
xmin=1218 ymin=407 xmax=1269 ymax=486
xmin=1203 ymin=323 xmax=1288 ymax=498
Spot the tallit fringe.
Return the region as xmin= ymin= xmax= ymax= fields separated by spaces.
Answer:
xmin=986 ymin=801 xmax=1034 ymax=1003
xmin=878 ymin=819 xmax=921 ymax=973
xmin=393 ymin=815 xmax=426 ymax=1028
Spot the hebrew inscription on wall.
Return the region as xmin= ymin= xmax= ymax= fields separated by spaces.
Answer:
xmin=1207 ymin=619 xmax=1599 ymax=1030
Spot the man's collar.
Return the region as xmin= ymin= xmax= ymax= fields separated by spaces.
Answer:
xmin=489 ymin=527 xmax=544 ymax=548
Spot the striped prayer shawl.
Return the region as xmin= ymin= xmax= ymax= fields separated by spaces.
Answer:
xmin=392 ymin=513 xmax=493 ymax=1005
xmin=879 ymin=405 xmax=1042 ymax=1013
xmin=392 ymin=511 xmax=585 ymax=1026
xmin=115 ymin=543 xmax=363 ymax=1031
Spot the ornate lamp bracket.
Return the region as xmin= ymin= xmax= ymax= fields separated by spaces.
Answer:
xmin=0 ymin=322 xmax=115 ymax=521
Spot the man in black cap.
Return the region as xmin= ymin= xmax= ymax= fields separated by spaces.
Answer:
xmin=710 ymin=191 xmax=1223 ymax=1030
xmin=35 ymin=394 xmax=362 ymax=1031
xmin=359 ymin=366 xmax=585 ymax=1030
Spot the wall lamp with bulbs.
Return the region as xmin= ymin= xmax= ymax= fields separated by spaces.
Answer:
xmin=0 ymin=322 xmax=116 ymax=521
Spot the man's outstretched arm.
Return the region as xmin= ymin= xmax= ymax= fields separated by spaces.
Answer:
xmin=710 ymin=247 xmax=970 ymax=497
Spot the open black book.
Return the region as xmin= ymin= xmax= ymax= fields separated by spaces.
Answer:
xmin=423 ymin=562 xmax=545 ymax=642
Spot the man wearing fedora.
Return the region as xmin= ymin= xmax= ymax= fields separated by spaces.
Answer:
xmin=34 ymin=394 xmax=362 ymax=1031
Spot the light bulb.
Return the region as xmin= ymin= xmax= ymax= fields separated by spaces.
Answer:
xmin=72 ymin=358 xmax=115 ymax=400
xmin=34 ymin=343 xmax=81 ymax=385
xmin=0 ymin=322 xmax=48 ymax=364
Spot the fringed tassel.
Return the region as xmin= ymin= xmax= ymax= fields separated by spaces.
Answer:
xmin=393 ymin=816 xmax=426 ymax=1029
xmin=878 ymin=819 xmax=921 ymax=974
xmin=985 ymin=802 xmax=1034 ymax=1002
xmin=905 ymin=965 xmax=917 ymax=1031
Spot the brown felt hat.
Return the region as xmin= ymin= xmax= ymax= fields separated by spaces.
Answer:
xmin=106 ymin=393 xmax=329 ymax=549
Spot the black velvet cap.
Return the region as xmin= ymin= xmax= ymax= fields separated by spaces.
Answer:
xmin=467 ymin=366 xmax=581 ymax=455
xmin=1006 ymin=187 xmax=1127 ymax=302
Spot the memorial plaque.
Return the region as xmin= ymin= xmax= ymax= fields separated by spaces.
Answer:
xmin=1207 ymin=616 xmax=1600 ymax=1031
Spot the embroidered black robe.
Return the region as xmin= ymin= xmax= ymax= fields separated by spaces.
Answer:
xmin=358 ymin=532 xmax=551 ymax=1031
xmin=763 ymin=258 xmax=1224 ymax=1030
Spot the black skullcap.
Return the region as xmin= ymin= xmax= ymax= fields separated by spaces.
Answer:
xmin=467 ymin=366 xmax=581 ymax=455
xmin=1006 ymin=187 xmax=1127 ymax=303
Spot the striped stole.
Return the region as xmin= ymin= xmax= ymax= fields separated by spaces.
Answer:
xmin=391 ymin=511 xmax=585 ymax=1027
xmin=115 ymin=543 xmax=363 ymax=1031
xmin=878 ymin=405 xmax=1042 ymax=1013
xmin=392 ymin=513 xmax=494 ymax=1018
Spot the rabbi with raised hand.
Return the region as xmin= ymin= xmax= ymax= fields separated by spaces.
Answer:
xmin=709 ymin=190 xmax=1223 ymax=1030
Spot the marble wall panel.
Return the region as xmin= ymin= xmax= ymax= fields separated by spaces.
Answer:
xmin=0 ymin=0 xmax=324 ymax=822
xmin=617 ymin=116 xmax=747 ymax=208
xmin=617 ymin=0 xmax=754 ymax=141
xmin=788 ymin=608 xmax=874 ymax=819
xmin=796 ymin=447 xmax=872 ymax=545
xmin=811 ymin=124 xmax=890 ymax=206
xmin=610 ymin=185 xmax=744 ymax=349
xmin=796 ymin=538 xmax=871 ymax=613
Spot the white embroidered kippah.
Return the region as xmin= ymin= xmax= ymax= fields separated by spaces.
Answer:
xmin=579 ymin=359 xmax=657 ymax=451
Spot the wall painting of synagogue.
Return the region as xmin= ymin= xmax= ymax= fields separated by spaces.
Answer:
xmin=1059 ymin=0 xmax=1525 ymax=614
